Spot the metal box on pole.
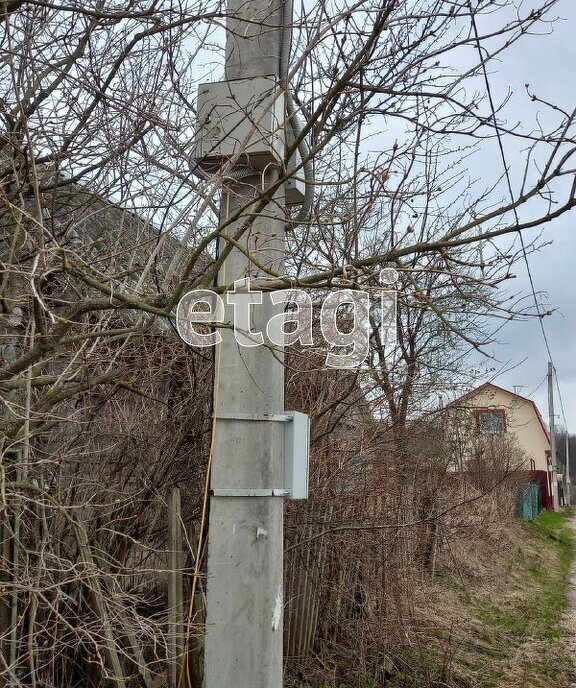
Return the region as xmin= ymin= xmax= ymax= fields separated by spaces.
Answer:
xmin=193 ymin=76 xmax=284 ymax=172
xmin=284 ymin=411 xmax=310 ymax=499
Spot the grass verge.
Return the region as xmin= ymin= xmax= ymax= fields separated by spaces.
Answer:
xmin=293 ymin=511 xmax=576 ymax=688
xmin=446 ymin=510 xmax=575 ymax=688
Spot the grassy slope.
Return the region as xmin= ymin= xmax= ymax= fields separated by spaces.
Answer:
xmin=296 ymin=511 xmax=575 ymax=688
xmin=434 ymin=511 xmax=575 ymax=688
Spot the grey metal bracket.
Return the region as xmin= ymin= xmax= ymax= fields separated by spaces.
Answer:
xmin=211 ymin=488 xmax=289 ymax=497
xmin=210 ymin=410 xmax=310 ymax=500
xmin=214 ymin=413 xmax=292 ymax=422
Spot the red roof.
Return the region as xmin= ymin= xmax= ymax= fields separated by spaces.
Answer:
xmin=447 ymin=382 xmax=550 ymax=444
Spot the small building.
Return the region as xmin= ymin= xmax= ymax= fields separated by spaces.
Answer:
xmin=445 ymin=382 xmax=556 ymax=511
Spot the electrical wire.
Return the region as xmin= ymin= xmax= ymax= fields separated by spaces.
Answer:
xmin=279 ymin=0 xmax=314 ymax=226
xmin=554 ymin=366 xmax=569 ymax=430
xmin=469 ymin=2 xmax=568 ymax=434
xmin=527 ymin=374 xmax=547 ymax=399
xmin=177 ymin=191 xmax=229 ymax=688
xmin=469 ymin=3 xmax=553 ymax=360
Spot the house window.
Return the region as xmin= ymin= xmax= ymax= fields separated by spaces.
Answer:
xmin=477 ymin=410 xmax=506 ymax=434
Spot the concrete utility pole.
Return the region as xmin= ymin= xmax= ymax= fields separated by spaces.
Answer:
xmin=202 ymin=0 xmax=287 ymax=686
xmin=565 ymin=431 xmax=571 ymax=507
xmin=548 ymin=361 xmax=560 ymax=511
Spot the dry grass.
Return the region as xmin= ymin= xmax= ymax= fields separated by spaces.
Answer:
xmin=412 ymin=510 xmax=576 ymax=688
xmin=290 ymin=511 xmax=576 ymax=688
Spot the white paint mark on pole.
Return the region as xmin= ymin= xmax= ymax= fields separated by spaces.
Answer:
xmin=271 ymin=587 xmax=282 ymax=631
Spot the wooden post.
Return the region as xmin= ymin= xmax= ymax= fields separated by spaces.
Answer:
xmin=168 ymin=487 xmax=184 ymax=687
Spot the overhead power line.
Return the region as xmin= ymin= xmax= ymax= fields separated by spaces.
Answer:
xmin=554 ymin=367 xmax=569 ymax=430
xmin=469 ymin=3 xmax=568 ymax=430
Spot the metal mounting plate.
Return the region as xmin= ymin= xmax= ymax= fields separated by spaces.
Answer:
xmin=215 ymin=413 xmax=292 ymax=422
xmin=211 ymin=488 xmax=289 ymax=497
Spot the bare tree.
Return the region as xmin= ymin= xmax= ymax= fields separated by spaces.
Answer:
xmin=0 ymin=0 xmax=575 ymax=686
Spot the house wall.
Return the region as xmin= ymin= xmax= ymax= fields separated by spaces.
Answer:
xmin=456 ymin=386 xmax=550 ymax=472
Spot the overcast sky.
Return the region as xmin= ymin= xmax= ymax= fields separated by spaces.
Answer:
xmin=191 ymin=1 xmax=575 ymax=428
xmin=470 ymin=1 xmax=576 ymax=431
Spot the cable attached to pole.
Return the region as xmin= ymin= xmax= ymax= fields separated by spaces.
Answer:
xmin=279 ymin=0 xmax=314 ymax=227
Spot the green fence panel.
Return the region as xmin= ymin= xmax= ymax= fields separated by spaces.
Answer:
xmin=518 ymin=481 xmax=541 ymax=520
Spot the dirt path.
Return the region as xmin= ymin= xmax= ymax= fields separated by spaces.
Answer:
xmin=564 ymin=515 xmax=576 ymax=687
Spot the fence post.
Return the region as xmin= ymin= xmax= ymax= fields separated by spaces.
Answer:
xmin=168 ymin=487 xmax=184 ymax=687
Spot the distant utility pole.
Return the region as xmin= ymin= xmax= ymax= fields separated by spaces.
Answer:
xmin=565 ymin=429 xmax=571 ymax=507
xmin=202 ymin=0 xmax=287 ymax=686
xmin=548 ymin=361 xmax=560 ymax=511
